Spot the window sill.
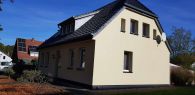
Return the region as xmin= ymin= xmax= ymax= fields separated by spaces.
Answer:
xmin=123 ymin=70 xmax=132 ymax=73
xmin=77 ymin=68 xmax=85 ymax=71
xmin=67 ymin=67 xmax=73 ymax=70
xmin=142 ymin=36 xmax=150 ymax=38
xmin=130 ymin=32 xmax=138 ymax=36
xmin=44 ymin=66 xmax=48 ymax=68
xmin=121 ymin=31 xmax=126 ymax=33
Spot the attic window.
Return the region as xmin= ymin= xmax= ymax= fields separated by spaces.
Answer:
xmin=143 ymin=23 xmax=150 ymax=38
xmin=130 ymin=19 xmax=138 ymax=35
xmin=121 ymin=18 xmax=126 ymax=32
xmin=153 ymin=29 xmax=157 ymax=40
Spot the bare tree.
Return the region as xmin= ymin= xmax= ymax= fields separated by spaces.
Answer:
xmin=0 ymin=25 xmax=2 ymax=31
xmin=0 ymin=0 xmax=14 ymax=31
xmin=0 ymin=0 xmax=14 ymax=11
xmin=168 ymin=27 xmax=194 ymax=56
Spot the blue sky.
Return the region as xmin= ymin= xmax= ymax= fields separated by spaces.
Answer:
xmin=0 ymin=0 xmax=194 ymax=45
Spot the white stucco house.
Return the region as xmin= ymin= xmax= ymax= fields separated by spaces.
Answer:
xmin=0 ymin=51 xmax=12 ymax=63
xmin=39 ymin=0 xmax=172 ymax=89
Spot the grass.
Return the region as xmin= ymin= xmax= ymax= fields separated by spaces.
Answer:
xmin=114 ymin=87 xmax=195 ymax=95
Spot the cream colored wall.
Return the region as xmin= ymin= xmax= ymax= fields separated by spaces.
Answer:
xmin=39 ymin=40 xmax=95 ymax=85
xmin=92 ymin=8 xmax=170 ymax=86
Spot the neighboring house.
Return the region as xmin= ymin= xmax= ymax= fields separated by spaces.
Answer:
xmin=0 ymin=51 xmax=12 ymax=63
xmin=12 ymin=38 xmax=42 ymax=64
xmin=170 ymin=63 xmax=180 ymax=69
xmin=191 ymin=62 xmax=195 ymax=69
xmin=39 ymin=0 xmax=172 ymax=89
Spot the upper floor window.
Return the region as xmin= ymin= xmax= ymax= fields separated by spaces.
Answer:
xmin=143 ymin=23 xmax=150 ymax=38
xmin=121 ymin=18 xmax=126 ymax=32
xmin=124 ymin=51 xmax=133 ymax=73
xmin=29 ymin=46 xmax=38 ymax=52
xmin=130 ymin=19 xmax=138 ymax=35
xmin=18 ymin=38 xmax=26 ymax=52
xmin=3 ymin=56 xmax=5 ymax=59
xmin=79 ymin=48 xmax=86 ymax=69
xmin=153 ymin=29 xmax=157 ymax=40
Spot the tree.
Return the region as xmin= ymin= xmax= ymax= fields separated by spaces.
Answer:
xmin=168 ymin=27 xmax=195 ymax=68
xmin=0 ymin=0 xmax=14 ymax=31
xmin=0 ymin=0 xmax=14 ymax=11
xmin=0 ymin=42 xmax=14 ymax=57
xmin=0 ymin=25 xmax=2 ymax=31
xmin=168 ymin=27 xmax=194 ymax=56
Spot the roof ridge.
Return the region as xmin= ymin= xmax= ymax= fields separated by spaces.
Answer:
xmin=39 ymin=0 xmax=158 ymax=48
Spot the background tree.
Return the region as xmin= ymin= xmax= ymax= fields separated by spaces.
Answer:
xmin=0 ymin=25 xmax=2 ymax=31
xmin=168 ymin=27 xmax=195 ymax=68
xmin=0 ymin=0 xmax=14 ymax=11
xmin=0 ymin=0 xmax=14 ymax=31
xmin=0 ymin=42 xmax=14 ymax=57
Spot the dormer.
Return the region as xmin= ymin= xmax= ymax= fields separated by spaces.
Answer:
xmin=58 ymin=10 xmax=99 ymax=36
xmin=58 ymin=18 xmax=75 ymax=35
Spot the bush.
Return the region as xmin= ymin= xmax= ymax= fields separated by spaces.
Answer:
xmin=171 ymin=54 xmax=195 ymax=69
xmin=17 ymin=70 xmax=47 ymax=83
xmin=171 ymin=67 xmax=194 ymax=86
xmin=4 ymin=68 xmax=15 ymax=78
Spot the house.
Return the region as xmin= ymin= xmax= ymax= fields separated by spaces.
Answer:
xmin=170 ymin=63 xmax=180 ymax=69
xmin=12 ymin=38 xmax=42 ymax=64
xmin=38 ymin=0 xmax=172 ymax=89
xmin=192 ymin=62 xmax=195 ymax=69
xmin=0 ymin=51 xmax=12 ymax=63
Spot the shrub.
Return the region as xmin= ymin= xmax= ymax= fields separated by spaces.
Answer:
xmin=171 ymin=67 xmax=194 ymax=86
xmin=17 ymin=70 xmax=47 ymax=83
xmin=4 ymin=68 xmax=15 ymax=79
xmin=171 ymin=54 xmax=195 ymax=69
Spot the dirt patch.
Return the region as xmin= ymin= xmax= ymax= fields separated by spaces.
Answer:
xmin=0 ymin=77 xmax=68 ymax=95
xmin=0 ymin=83 xmax=68 ymax=95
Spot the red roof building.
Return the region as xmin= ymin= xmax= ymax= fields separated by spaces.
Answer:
xmin=12 ymin=38 xmax=43 ymax=64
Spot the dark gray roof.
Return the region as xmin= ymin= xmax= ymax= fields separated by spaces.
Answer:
xmin=39 ymin=0 xmax=158 ymax=49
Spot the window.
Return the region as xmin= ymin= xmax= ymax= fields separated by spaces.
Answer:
xmin=69 ymin=49 xmax=74 ymax=68
xmin=143 ymin=23 xmax=150 ymax=38
xmin=18 ymin=38 xmax=26 ymax=52
xmin=46 ymin=52 xmax=50 ymax=67
xmin=79 ymin=48 xmax=86 ymax=69
xmin=124 ymin=51 xmax=133 ymax=73
xmin=61 ymin=23 xmax=75 ymax=35
xmin=130 ymin=19 xmax=138 ymax=35
xmin=153 ymin=29 xmax=157 ymax=40
xmin=3 ymin=56 xmax=5 ymax=59
xmin=29 ymin=46 xmax=38 ymax=52
xmin=121 ymin=18 xmax=126 ymax=32
xmin=41 ymin=53 xmax=45 ymax=67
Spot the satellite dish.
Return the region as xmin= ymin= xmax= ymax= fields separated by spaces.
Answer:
xmin=162 ymin=33 xmax=167 ymax=41
xmin=156 ymin=35 xmax=161 ymax=44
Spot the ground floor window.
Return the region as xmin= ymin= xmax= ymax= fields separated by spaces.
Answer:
xmin=79 ymin=48 xmax=86 ymax=69
xmin=124 ymin=51 xmax=133 ymax=73
xmin=69 ymin=49 xmax=74 ymax=68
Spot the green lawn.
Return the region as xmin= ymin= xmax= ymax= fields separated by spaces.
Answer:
xmin=115 ymin=87 xmax=195 ymax=95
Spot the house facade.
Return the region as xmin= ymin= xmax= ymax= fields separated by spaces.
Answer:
xmin=12 ymin=38 xmax=42 ymax=64
xmin=39 ymin=0 xmax=172 ymax=89
xmin=0 ymin=51 xmax=12 ymax=63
